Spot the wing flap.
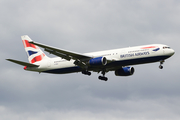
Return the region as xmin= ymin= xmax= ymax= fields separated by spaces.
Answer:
xmin=6 ymin=59 xmax=39 ymax=67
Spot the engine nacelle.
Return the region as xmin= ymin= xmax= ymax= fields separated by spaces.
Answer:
xmin=115 ymin=67 xmax=135 ymax=76
xmin=89 ymin=57 xmax=107 ymax=66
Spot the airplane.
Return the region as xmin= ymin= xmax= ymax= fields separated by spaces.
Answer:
xmin=6 ymin=35 xmax=175 ymax=81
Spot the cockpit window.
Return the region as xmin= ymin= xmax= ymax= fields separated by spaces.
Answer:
xmin=163 ymin=46 xmax=171 ymax=49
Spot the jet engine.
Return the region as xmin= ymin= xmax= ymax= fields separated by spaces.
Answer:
xmin=115 ymin=67 xmax=135 ymax=76
xmin=89 ymin=57 xmax=107 ymax=66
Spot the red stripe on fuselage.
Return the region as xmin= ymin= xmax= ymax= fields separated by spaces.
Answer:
xmin=141 ymin=46 xmax=157 ymax=49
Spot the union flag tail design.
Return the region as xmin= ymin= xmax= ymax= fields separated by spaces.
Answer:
xmin=21 ymin=35 xmax=48 ymax=64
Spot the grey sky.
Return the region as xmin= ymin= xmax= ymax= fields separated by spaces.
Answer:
xmin=1 ymin=0 xmax=180 ymax=120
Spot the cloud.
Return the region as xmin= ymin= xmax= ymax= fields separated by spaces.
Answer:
xmin=1 ymin=97 xmax=180 ymax=120
xmin=1 ymin=0 xmax=180 ymax=120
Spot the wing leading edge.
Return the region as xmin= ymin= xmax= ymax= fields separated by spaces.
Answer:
xmin=29 ymin=41 xmax=92 ymax=61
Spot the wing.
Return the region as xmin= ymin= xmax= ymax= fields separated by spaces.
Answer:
xmin=29 ymin=41 xmax=92 ymax=68
xmin=29 ymin=41 xmax=92 ymax=60
xmin=6 ymin=59 xmax=39 ymax=67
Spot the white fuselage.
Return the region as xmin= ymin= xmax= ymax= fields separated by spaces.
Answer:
xmin=26 ymin=44 xmax=175 ymax=74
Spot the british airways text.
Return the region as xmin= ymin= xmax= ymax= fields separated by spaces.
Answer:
xmin=120 ymin=51 xmax=150 ymax=58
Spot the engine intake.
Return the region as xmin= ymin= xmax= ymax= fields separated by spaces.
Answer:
xmin=115 ymin=67 xmax=135 ymax=76
xmin=89 ymin=57 xmax=107 ymax=66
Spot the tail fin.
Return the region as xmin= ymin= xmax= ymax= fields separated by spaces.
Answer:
xmin=21 ymin=35 xmax=48 ymax=64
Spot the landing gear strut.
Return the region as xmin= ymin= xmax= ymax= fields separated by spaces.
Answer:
xmin=98 ymin=71 xmax=108 ymax=81
xmin=159 ymin=60 xmax=164 ymax=69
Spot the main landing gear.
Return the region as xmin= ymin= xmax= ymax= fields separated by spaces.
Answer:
xmin=82 ymin=70 xmax=91 ymax=76
xmin=159 ymin=60 xmax=164 ymax=69
xmin=98 ymin=76 xmax=108 ymax=81
xmin=82 ymin=69 xmax=108 ymax=81
xmin=98 ymin=71 xmax=108 ymax=81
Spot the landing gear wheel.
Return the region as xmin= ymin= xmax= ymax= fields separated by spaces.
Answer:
xmin=159 ymin=60 xmax=164 ymax=69
xmin=159 ymin=65 xmax=163 ymax=69
xmin=98 ymin=76 xmax=108 ymax=81
xmin=98 ymin=70 xmax=108 ymax=81
xmin=82 ymin=71 xmax=91 ymax=76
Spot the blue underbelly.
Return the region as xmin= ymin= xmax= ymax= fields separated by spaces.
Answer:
xmin=43 ymin=55 xmax=170 ymax=74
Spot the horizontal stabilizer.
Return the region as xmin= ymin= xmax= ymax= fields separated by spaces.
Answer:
xmin=6 ymin=59 xmax=39 ymax=67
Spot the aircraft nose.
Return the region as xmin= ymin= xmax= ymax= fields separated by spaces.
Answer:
xmin=170 ymin=49 xmax=175 ymax=56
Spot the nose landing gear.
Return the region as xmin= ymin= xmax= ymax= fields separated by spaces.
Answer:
xmin=159 ymin=65 xmax=163 ymax=69
xmin=159 ymin=60 xmax=165 ymax=69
